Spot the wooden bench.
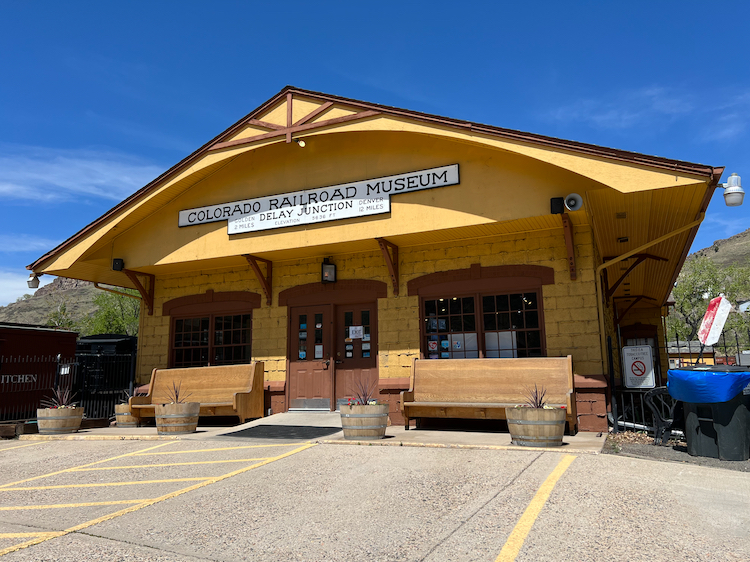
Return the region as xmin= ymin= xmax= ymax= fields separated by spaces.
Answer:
xmin=400 ymin=357 xmax=577 ymax=433
xmin=129 ymin=362 xmax=265 ymax=425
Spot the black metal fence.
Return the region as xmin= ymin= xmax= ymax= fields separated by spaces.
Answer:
xmin=0 ymin=352 xmax=135 ymax=423
xmin=610 ymin=328 xmax=750 ymax=435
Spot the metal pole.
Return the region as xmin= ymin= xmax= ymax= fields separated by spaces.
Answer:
xmin=128 ymin=348 xmax=136 ymax=397
xmin=608 ymin=336 xmax=618 ymax=433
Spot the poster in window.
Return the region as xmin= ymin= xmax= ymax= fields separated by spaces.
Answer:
xmin=363 ymin=351 xmax=370 ymax=358
xmin=298 ymin=350 xmax=306 ymax=360
xmin=300 ymin=323 xmax=307 ymax=329
xmin=429 ymin=318 xmax=437 ymax=331
xmin=429 ymin=353 xmax=439 ymax=359
xmin=346 ymin=351 xmax=353 ymax=358
xmin=314 ymin=345 xmax=324 ymax=359
xmin=440 ymin=340 xmax=449 ymax=350
xmin=363 ymin=333 xmax=370 ymax=341
xmin=441 ymin=352 xmax=450 ymax=359
xmin=345 ymin=344 xmax=354 ymax=351
xmin=428 ymin=341 xmax=438 ymax=351
xmin=349 ymin=326 xmax=364 ymax=339
xmin=315 ymin=323 xmax=322 ymax=329
xmin=299 ymin=332 xmax=307 ymax=340
xmin=362 ymin=342 xmax=370 ymax=351
xmin=438 ymin=319 xmax=447 ymax=331
xmin=453 ymin=340 xmax=462 ymax=350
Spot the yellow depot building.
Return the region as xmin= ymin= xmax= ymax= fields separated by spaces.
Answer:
xmin=28 ymin=86 xmax=723 ymax=432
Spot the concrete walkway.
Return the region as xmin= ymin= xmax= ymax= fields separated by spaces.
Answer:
xmin=19 ymin=411 xmax=607 ymax=454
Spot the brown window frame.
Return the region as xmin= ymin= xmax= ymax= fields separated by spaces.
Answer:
xmin=408 ymin=264 xmax=553 ymax=360
xmin=162 ymin=290 xmax=261 ymax=368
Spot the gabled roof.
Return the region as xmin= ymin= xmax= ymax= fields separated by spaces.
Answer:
xmin=28 ymin=85 xmax=721 ymax=273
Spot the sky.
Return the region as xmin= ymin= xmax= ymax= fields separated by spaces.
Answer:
xmin=1 ymin=1 xmax=749 ymax=306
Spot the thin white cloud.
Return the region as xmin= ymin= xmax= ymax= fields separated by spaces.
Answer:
xmin=0 ymin=235 xmax=62 ymax=253
xmin=0 ymin=144 xmax=163 ymax=203
xmin=545 ymin=87 xmax=694 ymax=130
xmin=0 ymin=269 xmax=54 ymax=307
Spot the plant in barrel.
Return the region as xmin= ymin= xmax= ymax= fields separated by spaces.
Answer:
xmin=340 ymin=375 xmax=389 ymax=440
xmin=505 ymin=384 xmax=567 ymax=447
xmin=154 ymin=381 xmax=200 ymax=435
xmin=37 ymin=386 xmax=84 ymax=434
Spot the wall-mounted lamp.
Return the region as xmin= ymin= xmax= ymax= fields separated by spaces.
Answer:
xmin=112 ymin=258 xmax=125 ymax=271
xmin=27 ymin=272 xmax=41 ymax=289
xmin=294 ymin=138 xmax=306 ymax=148
xmin=721 ymin=173 xmax=744 ymax=207
xmin=321 ymin=258 xmax=336 ymax=283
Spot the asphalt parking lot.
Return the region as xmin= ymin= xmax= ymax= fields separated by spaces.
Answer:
xmin=1 ymin=437 xmax=749 ymax=561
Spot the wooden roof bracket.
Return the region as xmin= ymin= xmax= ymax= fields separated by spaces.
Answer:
xmin=244 ymin=254 xmax=273 ymax=306
xmin=604 ymin=253 xmax=668 ymax=299
xmin=93 ymin=283 xmax=142 ymax=301
xmin=613 ymin=295 xmax=657 ymax=324
xmin=376 ymin=238 xmax=399 ymax=296
xmin=123 ymin=269 xmax=155 ymax=315
xmin=561 ymin=213 xmax=576 ymax=281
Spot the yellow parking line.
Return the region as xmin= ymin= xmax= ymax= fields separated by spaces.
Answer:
xmin=2 ymin=478 xmax=210 ymax=491
xmin=0 ymin=443 xmax=42 ymax=453
xmin=132 ymin=442 xmax=309 ymax=456
xmin=0 ymin=442 xmax=176 ymax=490
xmin=72 ymin=458 xmax=270 ymax=470
xmin=495 ymin=455 xmax=577 ymax=562
xmin=0 ymin=442 xmax=315 ymax=556
xmin=0 ymin=499 xmax=149 ymax=511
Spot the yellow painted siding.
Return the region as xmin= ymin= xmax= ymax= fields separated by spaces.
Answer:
xmin=136 ymin=224 xmax=602 ymax=386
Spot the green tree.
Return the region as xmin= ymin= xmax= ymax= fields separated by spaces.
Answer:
xmin=45 ymin=294 xmax=79 ymax=331
xmin=83 ymin=289 xmax=140 ymax=336
xmin=666 ymin=256 xmax=750 ymax=352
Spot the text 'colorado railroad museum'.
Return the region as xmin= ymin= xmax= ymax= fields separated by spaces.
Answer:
xmin=28 ymin=86 xmax=724 ymax=432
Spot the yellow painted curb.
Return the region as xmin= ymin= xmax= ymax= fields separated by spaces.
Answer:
xmin=19 ymin=434 xmax=180 ymax=441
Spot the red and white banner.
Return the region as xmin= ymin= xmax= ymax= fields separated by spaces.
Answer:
xmin=697 ymin=296 xmax=732 ymax=346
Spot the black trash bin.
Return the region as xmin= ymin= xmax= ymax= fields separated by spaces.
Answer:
xmin=683 ymin=391 xmax=750 ymax=461
xmin=668 ymin=367 xmax=750 ymax=462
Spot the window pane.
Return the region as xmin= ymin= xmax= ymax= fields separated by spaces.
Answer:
xmin=510 ymin=293 xmax=523 ymax=311
xmin=449 ymin=297 xmax=461 ymax=315
xmin=450 ymin=316 xmax=462 ymax=333
xmin=525 ymin=310 xmax=539 ymax=329
xmin=175 ymin=319 xmax=183 ymax=332
xmin=437 ymin=299 xmax=449 ymax=315
xmin=498 ymin=313 xmax=510 ymax=330
xmin=361 ymin=310 xmax=370 ymax=326
xmin=483 ymin=295 xmax=495 ymax=312
xmin=523 ymin=292 xmax=537 ymax=309
xmin=233 ymin=315 xmax=241 ymax=330
xmin=511 ymin=310 xmax=523 ymax=329
xmin=484 ymin=314 xmax=496 ymax=331
xmin=497 ymin=295 xmax=509 ymax=312
xmin=344 ymin=311 xmax=353 ymax=326
xmin=527 ymin=331 xmax=541 ymax=348
xmin=463 ymin=315 xmax=475 ymax=332
xmin=425 ymin=300 xmax=436 ymax=317
xmin=462 ymin=297 xmax=474 ymax=314
xmin=299 ymin=314 xmax=307 ymax=329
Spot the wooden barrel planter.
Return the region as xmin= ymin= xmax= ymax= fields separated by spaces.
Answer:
xmin=340 ymin=404 xmax=389 ymax=440
xmin=505 ymin=407 xmax=566 ymax=447
xmin=37 ymin=407 xmax=84 ymax=435
xmin=114 ymin=404 xmax=138 ymax=428
xmin=155 ymin=403 xmax=200 ymax=435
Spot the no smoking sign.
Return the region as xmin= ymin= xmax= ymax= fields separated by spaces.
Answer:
xmin=622 ymin=346 xmax=655 ymax=389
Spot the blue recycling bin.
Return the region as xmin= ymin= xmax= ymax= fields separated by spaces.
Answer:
xmin=668 ymin=367 xmax=750 ymax=461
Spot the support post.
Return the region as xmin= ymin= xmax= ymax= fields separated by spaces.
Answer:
xmin=123 ymin=270 xmax=154 ymax=315
xmin=244 ymin=255 xmax=273 ymax=305
xmin=561 ymin=213 xmax=576 ymax=281
xmin=376 ymin=238 xmax=399 ymax=296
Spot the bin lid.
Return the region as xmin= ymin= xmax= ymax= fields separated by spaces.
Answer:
xmin=668 ymin=369 xmax=750 ymax=403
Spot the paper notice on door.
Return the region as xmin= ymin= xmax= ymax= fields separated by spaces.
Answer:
xmin=314 ymin=345 xmax=324 ymax=359
xmin=349 ymin=326 xmax=364 ymax=339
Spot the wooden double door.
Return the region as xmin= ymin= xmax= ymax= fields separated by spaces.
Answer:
xmin=288 ymin=303 xmax=378 ymax=410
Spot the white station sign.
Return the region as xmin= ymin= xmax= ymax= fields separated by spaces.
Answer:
xmin=178 ymin=164 xmax=460 ymax=234
xmin=622 ymin=345 xmax=655 ymax=389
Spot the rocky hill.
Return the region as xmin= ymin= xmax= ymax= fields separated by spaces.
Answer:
xmin=690 ymin=227 xmax=750 ymax=267
xmin=0 ymin=277 xmax=98 ymax=328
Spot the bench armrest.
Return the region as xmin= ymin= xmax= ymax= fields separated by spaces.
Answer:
xmin=400 ymin=390 xmax=414 ymax=411
xmin=129 ymin=396 xmax=152 ymax=407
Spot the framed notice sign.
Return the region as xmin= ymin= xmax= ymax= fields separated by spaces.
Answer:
xmin=622 ymin=345 xmax=655 ymax=389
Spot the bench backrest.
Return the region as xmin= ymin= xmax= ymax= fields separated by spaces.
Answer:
xmin=411 ymin=357 xmax=573 ymax=406
xmin=147 ymin=363 xmax=263 ymax=404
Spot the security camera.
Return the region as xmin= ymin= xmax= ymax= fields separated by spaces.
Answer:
xmin=564 ymin=193 xmax=583 ymax=212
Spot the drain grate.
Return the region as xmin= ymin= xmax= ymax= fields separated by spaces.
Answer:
xmin=221 ymin=424 xmax=341 ymax=440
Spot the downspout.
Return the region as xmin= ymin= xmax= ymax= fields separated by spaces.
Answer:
xmin=595 ymin=212 xmax=706 ymax=378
